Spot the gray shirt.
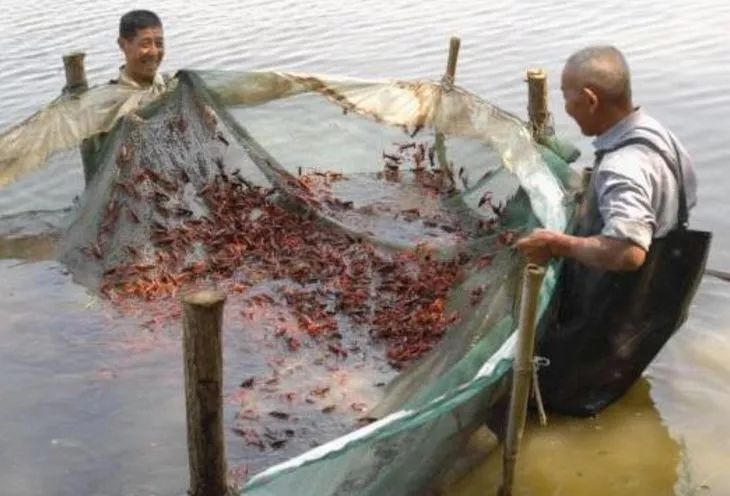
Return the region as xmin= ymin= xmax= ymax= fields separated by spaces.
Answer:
xmin=592 ymin=108 xmax=697 ymax=251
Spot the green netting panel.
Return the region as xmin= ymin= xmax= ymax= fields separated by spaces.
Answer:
xmin=0 ymin=69 xmax=576 ymax=495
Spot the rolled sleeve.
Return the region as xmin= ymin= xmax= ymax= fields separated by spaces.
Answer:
xmin=595 ymin=166 xmax=655 ymax=251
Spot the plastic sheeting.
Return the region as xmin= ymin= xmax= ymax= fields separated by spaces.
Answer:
xmin=0 ymin=81 xmax=172 ymax=187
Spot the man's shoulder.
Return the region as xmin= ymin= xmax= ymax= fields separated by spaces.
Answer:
xmin=603 ymin=110 xmax=690 ymax=175
xmin=631 ymin=110 xmax=665 ymax=131
xmin=107 ymin=72 xmax=172 ymax=85
xmin=628 ymin=110 xmax=694 ymax=159
xmin=598 ymin=145 xmax=658 ymax=180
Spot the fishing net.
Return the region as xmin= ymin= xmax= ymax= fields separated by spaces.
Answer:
xmin=0 ymin=69 xmax=577 ymax=494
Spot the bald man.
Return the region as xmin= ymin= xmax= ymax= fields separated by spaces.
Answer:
xmin=515 ymin=46 xmax=700 ymax=416
xmin=517 ymin=46 xmax=697 ymax=269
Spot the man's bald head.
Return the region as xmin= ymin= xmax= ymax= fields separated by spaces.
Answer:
xmin=561 ymin=46 xmax=635 ymax=136
xmin=564 ymin=45 xmax=632 ymax=106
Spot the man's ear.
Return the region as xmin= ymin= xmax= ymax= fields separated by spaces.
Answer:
xmin=582 ymin=86 xmax=600 ymax=113
xmin=117 ymin=37 xmax=126 ymax=51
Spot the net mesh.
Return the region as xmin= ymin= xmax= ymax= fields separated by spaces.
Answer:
xmin=0 ymin=69 xmax=577 ymax=494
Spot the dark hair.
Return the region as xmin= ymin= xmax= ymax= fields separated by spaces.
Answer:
xmin=119 ymin=10 xmax=162 ymax=40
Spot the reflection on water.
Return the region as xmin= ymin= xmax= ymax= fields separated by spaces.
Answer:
xmin=446 ymin=276 xmax=729 ymax=495
xmin=648 ymin=276 xmax=730 ymax=495
xmin=0 ymin=234 xmax=58 ymax=261
xmin=0 ymin=260 xmax=187 ymax=496
xmin=1 ymin=0 xmax=730 ymax=494
xmin=448 ymin=380 xmax=680 ymax=496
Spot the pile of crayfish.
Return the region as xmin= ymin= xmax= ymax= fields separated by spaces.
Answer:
xmin=95 ymin=159 xmax=466 ymax=369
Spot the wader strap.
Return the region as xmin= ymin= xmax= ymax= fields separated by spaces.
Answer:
xmin=594 ymin=130 xmax=689 ymax=228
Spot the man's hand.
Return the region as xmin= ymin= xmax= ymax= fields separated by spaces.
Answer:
xmin=515 ymin=228 xmax=647 ymax=271
xmin=514 ymin=229 xmax=567 ymax=265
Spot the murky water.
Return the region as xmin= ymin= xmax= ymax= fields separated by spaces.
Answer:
xmin=1 ymin=0 xmax=729 ymax=494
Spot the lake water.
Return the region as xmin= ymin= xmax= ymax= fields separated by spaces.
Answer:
xmin=1 ymin=0 xmax=729 ymax=495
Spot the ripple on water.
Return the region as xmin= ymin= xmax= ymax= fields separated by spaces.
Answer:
xmin=1 ymin=0 xmax=730 ymax=494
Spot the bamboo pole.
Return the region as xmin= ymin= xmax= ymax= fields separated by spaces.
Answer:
xmin=499 ymin=263 xmax=546 ymax=496
xmin=435 ymin=37 xmax=461 ymax=188
xmin=526 ymin=69 xmax=551 ymax=140
xmin=61 ymin=51 xmax=99 ymax=185
xmin=183 ymin=290 xmax=228 ymax=496
xmin=444 ymin=37 xmax=461 ymax=87
xmin=62 ymin=52 xmax=88 ymax=94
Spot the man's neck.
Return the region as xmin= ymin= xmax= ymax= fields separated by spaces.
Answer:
xmin=594 ymin=104 xmax=635 ymax=136
xmin=120 ymin=66 xmax=155 ymax=88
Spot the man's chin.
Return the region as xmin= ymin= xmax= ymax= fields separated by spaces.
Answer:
xmin=143 ymin=65 xmax=159 ymax=76
xmin=128 ymin=71 xmax=156 ymax=85
xmin=137 ymin=59 xmax=160 ymax=72
xmin=579 ymin=126 xmax=595 ymax=137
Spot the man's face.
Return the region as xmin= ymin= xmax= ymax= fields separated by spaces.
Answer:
xmin=118 ymin=26 xmax=165 ymax=84
xmin=561 ymin=67 xmax=598 ymax=136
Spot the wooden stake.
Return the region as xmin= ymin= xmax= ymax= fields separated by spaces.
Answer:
xmin=183 ymin=290 xmax=228 ymax=496
xmin=526 ymin=69 xmax=551 ymax=140
xmin=444 ymin=37 xmax=461 ymax=86
xmin=62 ymin=52 xmax=88 ymax=95
xmin=434 ymin=37 xmax=461 ymax=188
xmin=62 ymin=51 xmax=96 ymax=186
xmin=500 ymin=264 xmax=546 ymax=496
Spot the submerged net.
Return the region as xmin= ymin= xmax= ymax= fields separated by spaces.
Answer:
xmin=0 ymin=69 xmax=577 ymax=494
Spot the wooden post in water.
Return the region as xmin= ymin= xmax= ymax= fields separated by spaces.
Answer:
xmin=526 ymin=69 xmax=551 ymax=141
xmin=444 ymin=36 xmax=461 ymax=87
xmin=435 ymin=37 xmax=461 ymax=187
xmin=183 ymin=290 xmax=228 ymax=496
xmin=499 ymin=263 xmax=546 ymax=496
xmin=62 ymin=52 xmax=88 ymax=94
xmin=61 ymin=51 xmax=99 ymax=185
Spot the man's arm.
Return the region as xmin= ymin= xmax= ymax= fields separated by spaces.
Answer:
xmin=515 ymin=228 xmax=646 ymax=271
xmin=516 ymin=148 xmax=658 ymax=271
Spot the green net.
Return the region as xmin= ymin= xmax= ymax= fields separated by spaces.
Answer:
xmin=0 ymin=69 xmax=577 ymax=494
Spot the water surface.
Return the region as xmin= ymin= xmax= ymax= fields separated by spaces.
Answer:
xmin=1 ymin=1 xmax=729 ymax=494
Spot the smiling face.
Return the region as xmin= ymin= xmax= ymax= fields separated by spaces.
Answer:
xmin=118 ymin=26 xmax=165 ymax=85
